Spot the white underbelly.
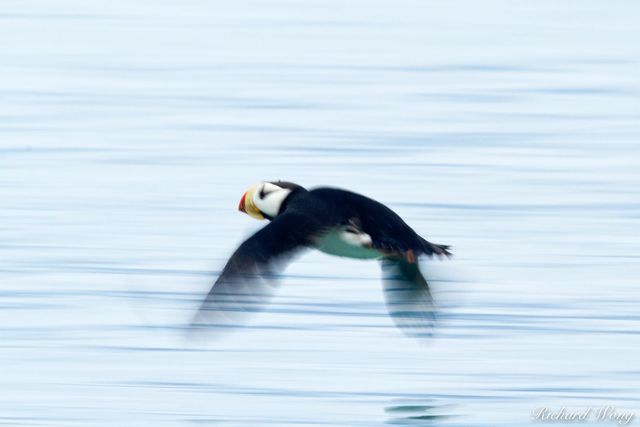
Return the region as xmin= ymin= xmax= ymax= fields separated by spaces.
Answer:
xmin=314 ymin=229 xmax=382 ymax=260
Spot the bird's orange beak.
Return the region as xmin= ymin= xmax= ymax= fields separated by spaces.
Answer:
xmin=237 ymin=186 xmax=264 ymax=220
xmin=238 ymin=191 xmax=247 ymax=213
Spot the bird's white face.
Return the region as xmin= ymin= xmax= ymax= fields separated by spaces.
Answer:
xmin=238 ymin=182 xmax=292 ymax=220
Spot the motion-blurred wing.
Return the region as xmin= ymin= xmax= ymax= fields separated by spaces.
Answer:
xmin=192 ymin=211 xmax=325 ymax=331
xmin=381 ymin=259 xmax=436 ymax=339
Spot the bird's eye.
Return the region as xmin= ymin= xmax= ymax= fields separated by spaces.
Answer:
xmin=345 ymin=228 xmax=358 ymax=234
xmin=260 ymin=184 xmax=276 ymax=199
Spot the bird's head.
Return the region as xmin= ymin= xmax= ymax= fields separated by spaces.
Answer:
xmin=238 ymin=181 xmax=303 ymax=220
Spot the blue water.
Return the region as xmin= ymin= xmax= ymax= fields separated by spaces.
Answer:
xmin=1 ymin=1 xmax=639 ymax=426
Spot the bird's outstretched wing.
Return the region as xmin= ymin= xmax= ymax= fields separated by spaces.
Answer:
xmin=381 ymin=258 xmax=436 ymax=339
xmin=192 ymin=211 xmax=326 ymax=331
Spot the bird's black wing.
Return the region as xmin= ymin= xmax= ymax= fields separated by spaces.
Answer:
xmin=381 ymin=258 xmax=436 ymax=339
xmin=192 ymin=211 xmax=326 ymax=331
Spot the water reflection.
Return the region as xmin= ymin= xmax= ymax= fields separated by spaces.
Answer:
xmin=385 ymin=399 xmax=456 ymax=425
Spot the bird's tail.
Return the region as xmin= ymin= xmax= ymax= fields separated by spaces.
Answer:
xmin=419 ymin=236 xmax=452 ymax=258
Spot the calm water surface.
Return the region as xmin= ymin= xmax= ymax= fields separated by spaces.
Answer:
xmin=1 ymin=1 xmax=639 ymax=426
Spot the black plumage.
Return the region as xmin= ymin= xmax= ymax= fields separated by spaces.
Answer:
xmin=193 ymin=183 xmax=451 ymax=339
xmin=289 ymin=188 xmax=450 ymax=257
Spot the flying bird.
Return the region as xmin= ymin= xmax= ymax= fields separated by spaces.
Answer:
xmin=193 ymin=181 xmax=451 ymax=338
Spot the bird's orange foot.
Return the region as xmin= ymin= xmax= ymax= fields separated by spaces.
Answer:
xmin=405 ymin=249 xmax=415 ymax=263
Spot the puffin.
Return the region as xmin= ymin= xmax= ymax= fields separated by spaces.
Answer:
xmin=194 ymin=181 xmax=451 ymax=338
